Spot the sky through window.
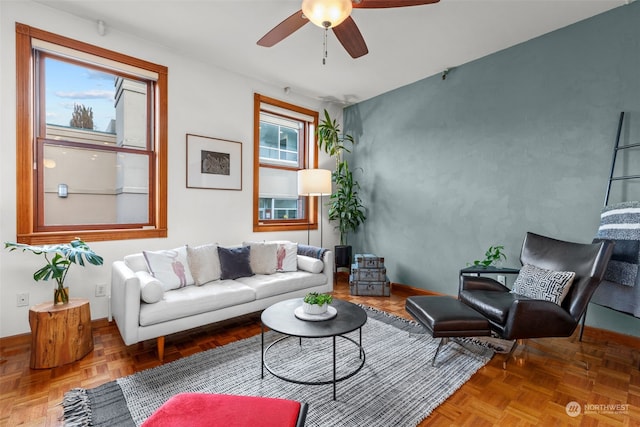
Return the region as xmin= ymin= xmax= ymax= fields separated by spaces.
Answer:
xmin=45 ymin=57 xmax=116 ymax=133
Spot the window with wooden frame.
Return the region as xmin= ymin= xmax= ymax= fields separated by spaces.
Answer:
xmin=15 ymin=23 xmax=168 ymax=244
xmin=253 ymin=94 xmax=319 ymax=232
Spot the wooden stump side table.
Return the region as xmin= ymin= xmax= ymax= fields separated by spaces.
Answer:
xmin=28 ymin=298 xmax=93 ymax=369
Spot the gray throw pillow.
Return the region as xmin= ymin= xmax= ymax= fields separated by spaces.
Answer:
xmin=218 ymin=246 xmax=254 ymax=280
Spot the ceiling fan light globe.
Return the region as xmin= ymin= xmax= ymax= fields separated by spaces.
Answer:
xmin=302 ymin=0 xmax=352 ymax=29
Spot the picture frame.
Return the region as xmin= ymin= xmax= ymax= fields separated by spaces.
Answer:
xmin=186 ymin=134 xmax=242 ymax=190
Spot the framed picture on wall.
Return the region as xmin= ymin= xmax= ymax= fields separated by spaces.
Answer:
xmin=186 ymin=134 xmax=242 ymax=190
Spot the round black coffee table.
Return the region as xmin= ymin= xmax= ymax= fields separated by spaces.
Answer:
xmin=261 ymin=298 xmax=367 ymax=400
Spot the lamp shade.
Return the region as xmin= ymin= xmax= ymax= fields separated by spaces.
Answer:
xmin=297 ymin=169 xmax=332 ymax=196
xmin=301 ymin=0 xmax=352 ymax=29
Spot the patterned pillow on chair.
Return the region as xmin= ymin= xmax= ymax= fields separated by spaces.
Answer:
xmin=511 ymin=264 xmax=575 ymax=305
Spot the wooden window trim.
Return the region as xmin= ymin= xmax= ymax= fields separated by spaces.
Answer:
xmin=253 ymin=93 xmax=319 ymax=233
xmin=15 ymin=23 xmax=167 ymax=244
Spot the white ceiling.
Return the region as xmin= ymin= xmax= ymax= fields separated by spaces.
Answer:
xmin=35 ymin=0 xmax=629 ymax=105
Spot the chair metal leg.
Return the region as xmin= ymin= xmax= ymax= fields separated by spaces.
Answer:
xmin=432 ymin=338 xmax=448 ymax=367
xmin=504 ymin=339 xmax=590 ymax=370
xmin=579 ymin=306 xmax=588 ymax=342
xmin=503 ymin=339 xmax=520 ymax=369
xmin=432 ymin=337 xmax=493 ymax=367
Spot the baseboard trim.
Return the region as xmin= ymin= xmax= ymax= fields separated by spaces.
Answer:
xmin=390 ymin=282 xmax=445 ymax=296
xmin=581 ymin=324 xmax=640 ymax=348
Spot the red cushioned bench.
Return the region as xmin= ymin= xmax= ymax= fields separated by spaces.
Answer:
xmin=142 ymin=393 xmax=308 ymax=427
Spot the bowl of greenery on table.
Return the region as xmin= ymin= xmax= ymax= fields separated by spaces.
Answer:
xmin=302 ymin=292 xmax=333 ymax=315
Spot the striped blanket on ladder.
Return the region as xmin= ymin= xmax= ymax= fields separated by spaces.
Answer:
xmin=592 ymin=201 xmax=640 ymax=317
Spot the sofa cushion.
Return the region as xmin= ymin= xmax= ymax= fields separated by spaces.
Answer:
xmin=459 ymin=289 xmax=520 ymax=325
xmin=218 ymin=246 xmax=254 ymax=280
xmin=187 ymin=243 xmax=221 ymax=285
xmin=139 ymin=280 xmax=256 ymax=326
xmin=235 ymin=270 xmax=328 ymax=300
xmin=143 ymin=246 xmax=195 ymax=290
xmin=136 ymin=271 xmax=165 ymax=304
xmin=511 ymin=263 xmax=576 ymax=305
xmin=273 ymin=241 xmax=298 ymax=272
xmin=124 ymin=253 xmax=149 ymax=273
xmin=243 ymin=241 xmax=278 ymax=275
xmin=297 ymin=255 xmax=324 ymax=274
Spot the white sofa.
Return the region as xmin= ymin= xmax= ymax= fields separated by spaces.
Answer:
xmin=110 ymin=241 xmax=333 ymax=359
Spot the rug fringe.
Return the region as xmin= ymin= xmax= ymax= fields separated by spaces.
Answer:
xmin=459 ymin=336 xmax=513 ymax=353
xmin=357 ymin=303 xmax=420 ymax=326
xmin=62 ymin=388 xmax=92 ymax=426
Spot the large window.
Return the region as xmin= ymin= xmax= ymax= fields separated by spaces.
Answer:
xmin=15 ymin=23 xmax=168 ymax=244
xmin=253 ymin=94 xmax=319 ymax=232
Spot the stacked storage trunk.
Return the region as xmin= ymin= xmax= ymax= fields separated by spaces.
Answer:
xmin=349 ymin=254 xmax=390 ymax=296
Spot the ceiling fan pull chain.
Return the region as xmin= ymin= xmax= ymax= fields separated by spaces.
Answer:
xmin=322 ymin=26 xmax=328 ymax=65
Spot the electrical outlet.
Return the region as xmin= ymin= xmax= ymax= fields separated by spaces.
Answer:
xmin=497 ymin=275 xmax=506 ymax=286
xmin=95 ymin=284 xmax=107 ymax=297
xmin=17 ymin=292 xmax=29 ymax=307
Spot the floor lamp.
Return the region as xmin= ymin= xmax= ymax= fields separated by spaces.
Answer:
xmin=297 ymin=169 xmax=332 ymax=248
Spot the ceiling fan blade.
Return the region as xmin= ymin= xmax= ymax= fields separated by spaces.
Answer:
xmin=353 ymin=0 xmax=440 ymax=8
xmin=332 ymin=16 xmax=368 ymax=59
xmin=257 ymin=10 xmax=308 ymax=47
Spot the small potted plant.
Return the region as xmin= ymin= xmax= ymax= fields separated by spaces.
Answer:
xmin=472 ymin=245 xmax=507 ymax=268
xmin=302 ymin=292 xmax=333 ymax=315
xmin=4 ymin=238 xmax=104 ymax=304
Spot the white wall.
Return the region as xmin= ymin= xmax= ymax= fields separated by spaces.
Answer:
xmin=0 ymin=1 xmax=338 ymax=338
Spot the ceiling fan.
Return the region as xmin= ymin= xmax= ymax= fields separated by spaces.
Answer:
xmin=257 ymin=0 xmax=440 ymax=59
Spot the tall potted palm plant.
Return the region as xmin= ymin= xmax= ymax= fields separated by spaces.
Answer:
xmin=317 ymin=110 xmax=366 ymax=268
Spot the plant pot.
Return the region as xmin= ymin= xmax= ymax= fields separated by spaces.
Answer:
xmin=334 ymin=245 xmax=352 ymax=269
xmin=303 ymin=302 xmax=328 ymax=315
xmin=54 ymin=287 xmax=69 ymax=305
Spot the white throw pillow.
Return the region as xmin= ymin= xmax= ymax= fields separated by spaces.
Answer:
xmin=511 ymin=264 xmax=576 ymax=305
xmin=243 ymin=241 xmax=278 ymax=275
xmin=272 ymin=240 xmax=298 ymax=272
xmin=297 ymin=255 xmax=324 ymax=274
xmin=143 ymin=246 xmax=195 ymax=290
xmin=136 ymin=271 xmax=165 ymax=303
xmin=187 ymin=243 xmax=221 ymax=285
xmin=124 ymin=253 xmax=149 ymax=272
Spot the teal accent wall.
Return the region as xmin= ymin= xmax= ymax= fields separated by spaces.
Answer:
xmin=344 ymin=2 xmax=640 ymax=337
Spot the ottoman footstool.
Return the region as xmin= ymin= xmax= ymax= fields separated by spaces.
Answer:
xmin=405 ymin=295 xmax=492 ymax=366
xmin=141 ymin=393 xmax=308 ymax=427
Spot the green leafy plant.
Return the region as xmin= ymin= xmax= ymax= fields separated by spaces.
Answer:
xmin=472 ymin=245 xmax=507 ymax=267
xmin=303 ymin=292 xmax=333 ymax=306
xmin=317 ymin=109 xmax=366 ymax=246
xmin=5 ymin=238 xmax=104 ymax=304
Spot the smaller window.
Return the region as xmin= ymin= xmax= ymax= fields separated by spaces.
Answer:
xmin=259 ymin=114 xmax=300 ymax=165
xmin=253 ymin=94 xmax=319 ymax=232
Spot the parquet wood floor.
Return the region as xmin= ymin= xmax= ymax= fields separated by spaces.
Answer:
xmin=1 ymin=274 xmax=638 ymax=426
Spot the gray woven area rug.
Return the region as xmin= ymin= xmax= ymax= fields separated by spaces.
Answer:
xmin=63 ymin=307 xmax=497 ymax=427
